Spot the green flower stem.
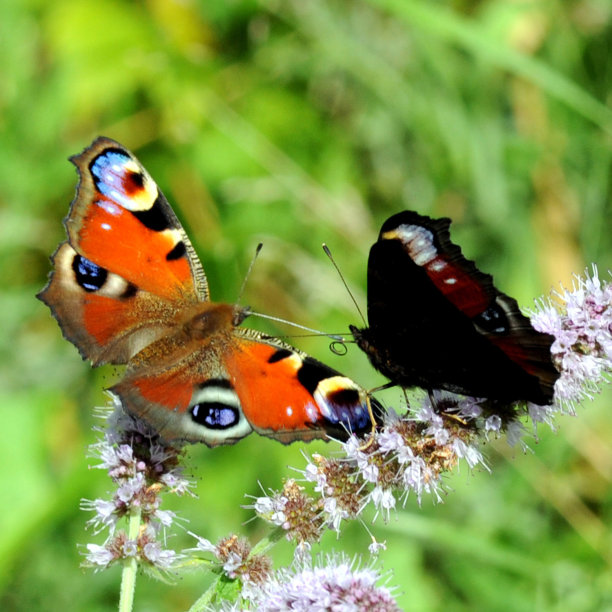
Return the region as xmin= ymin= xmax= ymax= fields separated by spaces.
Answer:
xmin=187 ymin=574 xmax=222 ymax=612
xmin=118 ymin=508 xmax=142 ymax=612
xmin=250 ymin=526 xmax=285 ymax=556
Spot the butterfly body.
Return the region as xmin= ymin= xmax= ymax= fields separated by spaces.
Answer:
xmin=39 ymin=137 xmax=380 ymax=446
xmin=351 ymin=211 xmax=558 ymax=405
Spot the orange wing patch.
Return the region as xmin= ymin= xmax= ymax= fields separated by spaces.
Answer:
xmin=227 ymin=342 xmax=321 ymax=436
xmin=77 ymin=194 xmax=194 ymax=299
xmin=128 ymin=373 xmax=193 ymax=413
xmin=225 ymin=338 xmax=375 ymax=442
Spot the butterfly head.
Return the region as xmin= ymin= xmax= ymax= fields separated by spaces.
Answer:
xmin=186 ymin=303 xmax=251 ymax=340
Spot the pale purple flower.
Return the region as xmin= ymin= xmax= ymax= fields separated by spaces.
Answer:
xmin=159 ymin=471 xmax=193 ymax=495
xmin=154 ymin=509 xmax=177 ymax=529
xmin=323 ymin=496 xmax=348 ymax=532
xmin=484 ymin=415 xmax=502 ymax=432
xmin=252 ymin=479 xmax=329 ymax=545
xmin=530 ymin=266 xmax=612 ymax=407
xmin=122 ymin=538 xmax=138 ymax=558
xmin=81 ymin=498 xmax=119 ymax=533
xmin=304 ymin=459 xmax=329 ymax=493
xmin=456 ymin=398 xmax=483 ymax=420
xmin=81 ymin=397 xmax=194 ymax=572
xmin=240 ymin=554 xmax=400 ymax=611
xmin=191 ymin=534 xmax=218 ymax=554
xmin=190 ymin=533 xmax=272 ymax=586
xmin=141 ymin=541 xmax=179 ymax=570
xmin=369 ymin=486 xmax=396 ymax=521
xmin=116 ymin=472 xmax=146 ymax=504
xmin=505 ymin=420 xmax=528 ymax=449
xmin=376 ymin=429 xmax=405 ymax=455
xmin=253 ymin=492 xmax=289 ymax=528
xmin=223 ymin=552 xmax=245 ymax=577
xmin=368 ymin=539 xmax=387 ymax=555
xmin=451 ymin=438 xmax=487 ymax=470
xmin=84 ymin=543 xmax=115 ymax=569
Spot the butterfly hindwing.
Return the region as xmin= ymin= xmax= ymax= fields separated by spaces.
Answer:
xmin=112 ymin=317 xmax=379 ymax=446
xmin=226 ymin=330 xmax=377 ymax=443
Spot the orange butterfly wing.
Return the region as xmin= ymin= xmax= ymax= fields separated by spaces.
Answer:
xmin=39 ymin=138 xmax=381 ymax=446
xmin=39 ymin=137 xmax=207 ymax=364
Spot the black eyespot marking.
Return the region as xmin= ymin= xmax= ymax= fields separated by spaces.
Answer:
xmin=327 ymin=387 xmax=361 ymax=407
xmin=198 ymin=379 xmax=233 ymax=390
xmin=474 ymin=305 xmax=509 ymax=334
xmin=191 ymin=403 xmax=239 ymax=429
xmin=132 ymin=194 xmax=173 ymax=231
xmin=166 ymin=241 xmax=186 ymax=261
xmin=268 ymin=348 xmax=293 ymax=363
xmin=317 ymin=386 xmax=373 ymax=432
xmin=72 ymin=254 xmax=107 ymax=292
xmin=124 ymin=170 xmax=145 ymax=194
xmin=297 ymin=358 xmax=330 ymax=395
xmin=120 ymin=283 xmax=138 ymax=299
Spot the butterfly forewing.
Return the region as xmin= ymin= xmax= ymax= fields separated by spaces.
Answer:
xmin=353 ymin=210 xmax=558 ymax=404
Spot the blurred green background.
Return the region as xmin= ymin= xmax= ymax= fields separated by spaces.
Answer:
xmin=2 ymin=0 xmax=612 ymax=610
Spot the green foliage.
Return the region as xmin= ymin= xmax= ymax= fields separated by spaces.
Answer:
xmin=1 ymin=0 xmax=611 ymax=609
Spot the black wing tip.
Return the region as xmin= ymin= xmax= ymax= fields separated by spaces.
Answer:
xmin=379 ymin=210 xmax=452 ymax=236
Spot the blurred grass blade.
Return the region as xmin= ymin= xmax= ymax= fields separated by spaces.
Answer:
xmin=381 ymin=511 xmax=544 ymax=576
xmin=371 ymin=0 xmax=612 ymax=133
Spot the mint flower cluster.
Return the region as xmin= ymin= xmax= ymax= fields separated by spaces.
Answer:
xmin=253 ymin=268 xmax=612 ymax=549
xmin=80 ymin=268 xmax=611 ymax=609
xmin=82 ymin=400 xmax=193 ymax=573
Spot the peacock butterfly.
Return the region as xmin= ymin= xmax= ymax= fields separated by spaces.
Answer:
xmin=350 ymin=211 xmax=559 ymax=405
xmin=38 ymin=137 xmax=381 ymax=446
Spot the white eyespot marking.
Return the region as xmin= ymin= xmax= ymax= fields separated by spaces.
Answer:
xmin=444 ymin=277 xmax=457 ymax=285
xmin=191 ymin=385 xmax=241 ymax=410
xmin=430 ymin=260 xmax=446 ymax=272
xmin=123 ymin=160 xmax=141 ymax=174
xmin=316 ymin=397 xmax=332 ymax=419
xmin=394 ymin=224 xmax=437 ymax=266
xmin=109 ymin=189 xmax=123 ymax=205
xmin=316 ymin=376 xmax=360 ymax=395
xmin=286 ymin=406 xmax=293 ymax=417
xmin=103 ymin=273 xmax=131 ymax=296
xmin=97 ymin=200 xmax=121 ymax=216
xmin=305 ymin=403 xmax=319 ymax=423
xmin=101 ymin=223 xmax=111 ymax=231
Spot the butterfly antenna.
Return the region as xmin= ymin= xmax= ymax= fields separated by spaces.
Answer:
xmin=322 ymin=243 xmax=367 ymax=327
xmin=237 ymin=242 xmax=264 ymax=305
xmin=249 ymin=310 xmax=346 ymax=343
